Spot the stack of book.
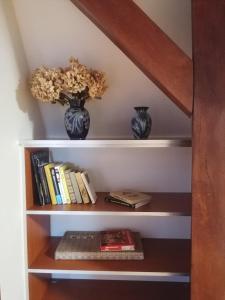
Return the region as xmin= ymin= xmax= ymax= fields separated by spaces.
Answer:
xmin=105 ymin=191 xmax=151 ymax=208
xmin=55 ymin=230 xmax=144 ymax=260
xmin=31 ymin=150 xmax=97 ymax=206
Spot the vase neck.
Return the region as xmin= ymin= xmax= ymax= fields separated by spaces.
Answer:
xmin=134 ymin=106 xmax=149 ymax=114
xmin=70 ymin=98 xmax=85 ymax=108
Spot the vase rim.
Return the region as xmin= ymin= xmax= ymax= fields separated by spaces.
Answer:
xmin=134 ymin=106 xmax=149 ymax=110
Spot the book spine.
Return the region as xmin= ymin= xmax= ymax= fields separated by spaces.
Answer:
xmin=54 ymin=168 xmax=66 ymax=204
xmin=105 ymin=196 xmax=135 ymax=208
xmin=50 ymin=167 xmax=62 ymax=205
xmin=65 ymin=172 xmax=76 ymax=204
xmin=69 ymin=172 xmax=82 ymax=204
xmin=44 ymin=164 xmax=57 ymax=205
xmin=75 ymin=172 xmax=90 ymax=204
xmin=100 ymin=245 xmax=135 ymax=251
xmin=30 ymin=154 xmax=45 ymax=206
xmin=38 ymin=165 xmax=51 ymax=204
xmin=59 ymin=167 xmax=71 ymax=204
xmin=81 ymin=172 xmax=97 ymax=204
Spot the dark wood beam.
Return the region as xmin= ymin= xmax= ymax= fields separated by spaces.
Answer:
xmin=192 ymin=1 xmax=225 ymax=299
xmin=71 ymin=0 xmax=193 ymax=116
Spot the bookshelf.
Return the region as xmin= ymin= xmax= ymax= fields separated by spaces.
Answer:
xmin=20 ymin=139 xmax=191 ymax=300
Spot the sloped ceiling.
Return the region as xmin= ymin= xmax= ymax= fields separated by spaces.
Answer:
xmin=13 ymin=0 xmax=192 ymax=138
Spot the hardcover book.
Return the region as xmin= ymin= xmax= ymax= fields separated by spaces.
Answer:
xmin=105 ymin=195 xmax=151 ymax=209
xmin=30 ymin=150 xmax=49 ymax=206
xmin=55 ymin=231 xmax=144 ymax=260
xmin=110 ymin=191 xmax=151 ymax=205
xmin=100 ymin=230 xmax=135 ymax=251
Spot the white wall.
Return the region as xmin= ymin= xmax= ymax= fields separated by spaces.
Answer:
xmin=0 ymin=1 xmax=45 ymax=300
xmin=13 ymin=0 xmax=192 ymax=139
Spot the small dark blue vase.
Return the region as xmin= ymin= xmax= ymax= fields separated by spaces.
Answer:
xmin=131 ymin=106 xmax=152 ymax=139
xmin=64 ymin=99 xmax=90 ymax=140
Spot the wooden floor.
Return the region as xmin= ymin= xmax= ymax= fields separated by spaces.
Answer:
xmin=30 ymin=238 xmax=190 ymax=275
xmin=42 ymin=279 xmax=190 ymax=300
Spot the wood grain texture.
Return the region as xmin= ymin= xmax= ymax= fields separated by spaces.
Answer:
xmin=71 ymin=0 xmax=193 ymax=115
xmin=42 ymin=279 xmax=190 ymax=300
xmin=192 ymin=1 xmax=225 ymax=299
xmin=25 ymin=148 xmax=37 ymax=209
xmin=29 ymin=274 xmax=50 ymax=300
xmin=27 ymin=215 xmax=50 ymax=266
xmin=30 ymin=238 xmax=190 ymax=274
xmin=27 ymin=192 xmax=191 ymax=215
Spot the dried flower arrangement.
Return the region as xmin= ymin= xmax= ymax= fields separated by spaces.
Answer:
xmin=30 ymin=57 xmax=107 ymax=105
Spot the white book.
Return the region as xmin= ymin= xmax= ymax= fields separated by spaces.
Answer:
xmin=81 ymin=171 xmax=97 ymax=204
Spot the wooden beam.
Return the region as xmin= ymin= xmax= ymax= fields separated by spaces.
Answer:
xmin=71 ymin=0 xmax=193 ymax=116
xmin=192 ymin=1 xmax=225 ymax=299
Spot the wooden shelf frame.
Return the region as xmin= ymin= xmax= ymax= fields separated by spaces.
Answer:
xmin=28 ymin=236 xmax=190 ymax=279
xmin=26 ymin=192 xmax=191 ymax=217
xmin=21 ymin=143 xmax=191 ymax=299
xmin=29 ymin=277 xmax=190 ymax=300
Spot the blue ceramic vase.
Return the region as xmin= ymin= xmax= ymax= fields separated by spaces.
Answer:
xmin=131 ymin=106 xmax=152 ymax=139
xmin=64 ymin=98 xmax=90 ymax=140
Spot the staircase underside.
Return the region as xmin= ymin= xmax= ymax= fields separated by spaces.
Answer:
xmin=71 ymin=0 xmax=193 ymax=116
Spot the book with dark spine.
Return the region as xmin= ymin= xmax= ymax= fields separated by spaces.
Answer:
xmin=30 ymin=150 xmax=49 ymax=206
xmin=38 ymin=165 xmax=51 ymax=204
xmin=50 ymin=167 xmax=62 ymax=205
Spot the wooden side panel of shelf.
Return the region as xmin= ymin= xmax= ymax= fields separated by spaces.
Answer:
xmin=27 ymin=215 xmax=50 ymax=266
xmin=29 ymin=274 xmax=50 ymax=300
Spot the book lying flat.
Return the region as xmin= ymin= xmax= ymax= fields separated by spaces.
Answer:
xmin=100 ymin=230 xmax=135 ymax=251
xmin=110 ymin=191 xmax=151 ymax=205
xmin=105 ymin=195 xmax=151 ymax=209
xmin=55 ymin=231 xmax=144 ymax=260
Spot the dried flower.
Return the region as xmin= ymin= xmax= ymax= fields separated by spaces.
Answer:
xmin=30 ymin=57 xmax=107 ymax=105
xmin=88 ymin=70 xmax=107 ymax=98
xmin=30 ymin=67 xmax=63 ymax=103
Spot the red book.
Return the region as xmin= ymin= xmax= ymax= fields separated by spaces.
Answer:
xmin=100 ymin=230 xmax=135 ymax=251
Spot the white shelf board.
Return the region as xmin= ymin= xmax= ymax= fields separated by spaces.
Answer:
xmin=26 ymin=210 xmax=190 ymax=217
xmin=28 ymin=269 xmax=189 ymax=278
xmin=19 ymin=138 xmax=191 ymax=148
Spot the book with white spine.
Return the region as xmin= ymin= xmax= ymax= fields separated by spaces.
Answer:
xmin=81 ymin=171 xmax=97 ymax=204
xmin=75 ymin=172 xmax=90 ymax=204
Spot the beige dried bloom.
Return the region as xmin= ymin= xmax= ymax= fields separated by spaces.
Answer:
xmin=30 ymin=57 xmax=107 ymax=105
xmin=30 ymin=67 xmax=63 ymax=102
xmin=88 ymin=70 xmax=107 ymax=99
xmin=60 ymin=58 xmax=90 ymax=94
